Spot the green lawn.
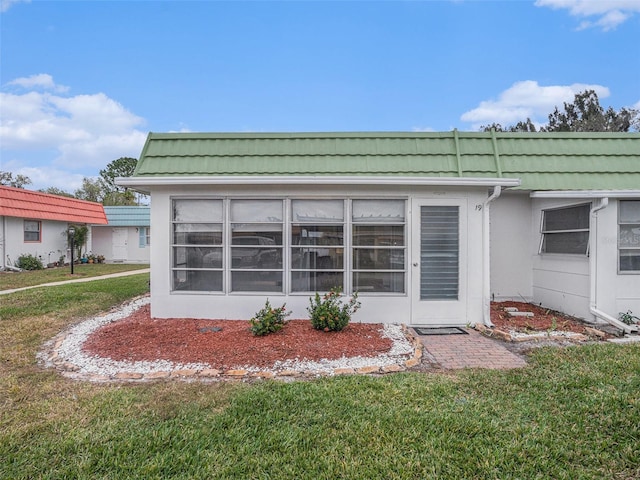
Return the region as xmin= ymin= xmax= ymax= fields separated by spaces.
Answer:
xmin=1 ymin=275 xmax=639 ymax=479
xmin=0 ymin=263 xmax=149 ymax=290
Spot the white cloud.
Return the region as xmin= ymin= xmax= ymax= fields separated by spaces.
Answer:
xmin=411 ymin=126 xmax=435 ymax=132
xmin=0 ymin=75 xmax=147 ymax=172
xmin=0 ymin=0 xmax=30 ymax=13
xmin=535 ymin=0 xmax=640 ymax=30
xmin=460 ymin=80 xmax=609 ymax=129
xmin=6 ymin=74 xmax=69 ymax=93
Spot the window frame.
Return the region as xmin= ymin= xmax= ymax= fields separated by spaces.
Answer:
xmin=351 ymin=199 xmax=407 ymax=295
xmin=229 ymin=198 xmax=285 ymax=293
xmin=618 ymin=200 xmax=640 ymax=274
xmin=539 ymin=203 xmax=591 ymax=256
xmin=24 ymin=220 xmax=42 ymax=243
xmin=171 ymin=198 xmax=225 ymax=293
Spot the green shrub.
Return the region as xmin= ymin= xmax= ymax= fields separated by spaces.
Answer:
xmin=308 ymin=287 xmax=361 ymax=332
xmin=250 ymin=300 xmax=291 ymax=336
xmin=16 ymin=253 xmax=44 ymax=271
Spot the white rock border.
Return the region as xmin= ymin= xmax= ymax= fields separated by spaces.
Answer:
xmin=38 ymin=296 xmax=422 ymax=382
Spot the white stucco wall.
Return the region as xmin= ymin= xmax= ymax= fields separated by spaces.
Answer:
xmin=146 ymin=184 xmax=490 ymax=326
xmin=530 ymin=198 xmax=592 ymax=319
xmin=1 ymin=216 xmax=70 ymax=268
xmin=489 ymin=192 xmax=533 ymax=302
xmin=91 ymin=226 xmax=150 ymax=264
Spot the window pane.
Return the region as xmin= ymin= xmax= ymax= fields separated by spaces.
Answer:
xmin=543 ymin=204 xmax=590 ymax=231
xmin=231 ymin=226 xmax=283 ymax=245
xmin=353 ymin=225 xmax=405 ymax=246
xmin=619 ymin=225 xmax=640 ymax=248
xmin=230 ymin=200 xmax=283 ymax=222
xmin=231 ymin=247 xmax=282 ymax=269
xmin=292 ymin=200 xmax=344 ymax=222
xmin=174 ymin=224 xmax=222 ymax=245
xmin=291 ymin=271 xmax=343 ymax=292
xmin=24 ymin=231 xmax=40 ymax=242
xmin=620 ymin=201 xmax=640 ymax=223
xmin=352 ymin=200 xmax=405 ymax=223
xmin=174 ymin=247 xmax=222 ymax=268
xmin=173 ymin=270 xmax=222 ymax=292
xmin=232 ymin=271 xmax=283 ymax=292
xmin=173 ymin=199 xmax=222 ymax=222
xmin=24 ymin=221 xmax=40 ymax=232
xmin=291 ymin=225 xmax=343 ymax=246
xmin=542 ymin=232 xmax=589 ymax=254
xmin=421 ymin=206 xmax=459 ymax=300
xmin=354 ymin=272 xmax=405 ymax=293
xmin=291 ymin=248 xmax=343 ymax=269
xmin=620 ymin=251 xmax=640 ymax=272
xmin=353 ymin=248 xmax=404 ymax=270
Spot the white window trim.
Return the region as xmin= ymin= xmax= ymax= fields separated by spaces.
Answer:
xmin=618 ymin=200 xmax=640 ymax=274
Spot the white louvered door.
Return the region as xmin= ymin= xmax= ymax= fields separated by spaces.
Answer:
xmin=411 ymin=198 xmax=467 ymax=325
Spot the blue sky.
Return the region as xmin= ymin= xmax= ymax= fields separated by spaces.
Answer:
xmin=1 ymin=0 xmax=639 ymax=191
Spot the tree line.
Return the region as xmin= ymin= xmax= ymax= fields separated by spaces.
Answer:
xmin=481 ymin=90 xmax=639 ymax=133
xmin=0 ymin=157 xmax=147 ymax=206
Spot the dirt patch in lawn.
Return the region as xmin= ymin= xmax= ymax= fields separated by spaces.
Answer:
xmin=81 ymin=303 xmax=398 ymax=371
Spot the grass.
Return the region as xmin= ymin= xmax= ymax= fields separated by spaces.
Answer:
xmin=0 ymin=263 xmax=149 ymax=290
xmin=1 ymin=275 xmax=639 ymax=479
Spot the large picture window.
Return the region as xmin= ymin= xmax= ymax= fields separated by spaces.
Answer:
xmin=352 ymin=200 xmax=405 ymax=293
xmin=291 ymin=200 xmax=345 ymax=292
xmin=172 ymin=199 xmax=223 ymax=292
xmin=541 ymin=204 xmax=590 ymax=255
xmin=24 ymin=220 xmax=41 ymax=242
xmin=170 ymin=197 xmax=407 ymax=295
xmin=619 ymin=200 xmax=640 ymax=273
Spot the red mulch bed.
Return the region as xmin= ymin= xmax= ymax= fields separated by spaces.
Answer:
xmin=490 ymin=301 xmax=599 ymax=335
xmin=82 ymin=304 xmax=394 ymax=370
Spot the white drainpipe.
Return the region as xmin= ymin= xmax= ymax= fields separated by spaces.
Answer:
xmin=483 ymin=186 xmax=502 ymax=327
xmin=589 ymin=198 xmax=634 ymax=334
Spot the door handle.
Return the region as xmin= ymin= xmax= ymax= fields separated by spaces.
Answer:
xmin=413 ymin=262 xmax=419 ymax=267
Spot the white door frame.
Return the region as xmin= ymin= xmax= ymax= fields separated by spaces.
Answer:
xmin=410 ymin=197 xmax=468 ymax=326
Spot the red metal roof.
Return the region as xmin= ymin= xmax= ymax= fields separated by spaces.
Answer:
xmin=0 ymin=186 xmax=108 ymax=224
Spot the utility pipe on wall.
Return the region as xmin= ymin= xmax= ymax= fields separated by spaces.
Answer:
xmin=483 ymin=186 xmax=502 ymax=327
xmin=588 ymin=198 xmax=634 ymax=334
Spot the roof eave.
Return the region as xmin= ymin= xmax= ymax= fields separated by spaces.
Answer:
xmin=530 ymin=190 xmax=640 ymax=199
xmin=117 ymin=175 xmax=521 ymax=189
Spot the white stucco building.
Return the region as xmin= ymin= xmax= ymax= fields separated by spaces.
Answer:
xmin=119 ymin=131 xmax=640 ymax=333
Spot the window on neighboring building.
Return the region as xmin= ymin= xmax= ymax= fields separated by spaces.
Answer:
xmin=541 ymin=203 xmax=591 ymax=255
xmin=291 ymin=200 xmax=345 ymax=292
xmin=139 ymin=227 xmax=150 ymax=247
xmin=24 ymin=220 xmax=41 ymax=242
xmin=619 ymin=200 xmax=640 ymax=273
xmin=352 ymin=200 xmax=406 ymax=293
xmin=172 ymin=199 xmax=224 ymax=292
xmin=230 ymin=199 xmax=284 ymax=292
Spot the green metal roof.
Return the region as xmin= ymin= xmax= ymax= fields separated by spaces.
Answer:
xmin=103 ymin=206 xmax=150 ymax=226
xmin=132 ymin=131 xmax=640 ymax=191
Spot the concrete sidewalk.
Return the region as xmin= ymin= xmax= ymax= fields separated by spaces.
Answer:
xmin=0 ymin=268 xmax=150 ymax=295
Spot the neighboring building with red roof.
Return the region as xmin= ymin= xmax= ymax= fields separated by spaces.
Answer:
xmin=0 ymin=186 xmax=107 ymax=269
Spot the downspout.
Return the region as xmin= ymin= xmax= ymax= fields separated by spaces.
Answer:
xmin=589 ymin=199 xmax=634 ymax=334
xmin=483 ymin=186 xmax=502 ymax=327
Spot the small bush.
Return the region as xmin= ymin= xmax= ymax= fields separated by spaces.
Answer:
xmin=16 ymin=254 xmax=44 ymax=271
xmin=250 ymin=300 xmax=291 ymax=336
xmin=308 ymin=287 xmax=361 ymax=332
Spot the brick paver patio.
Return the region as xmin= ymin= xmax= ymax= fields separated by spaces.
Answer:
xmin=413 ymin=327 xmax=527 ymax=370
